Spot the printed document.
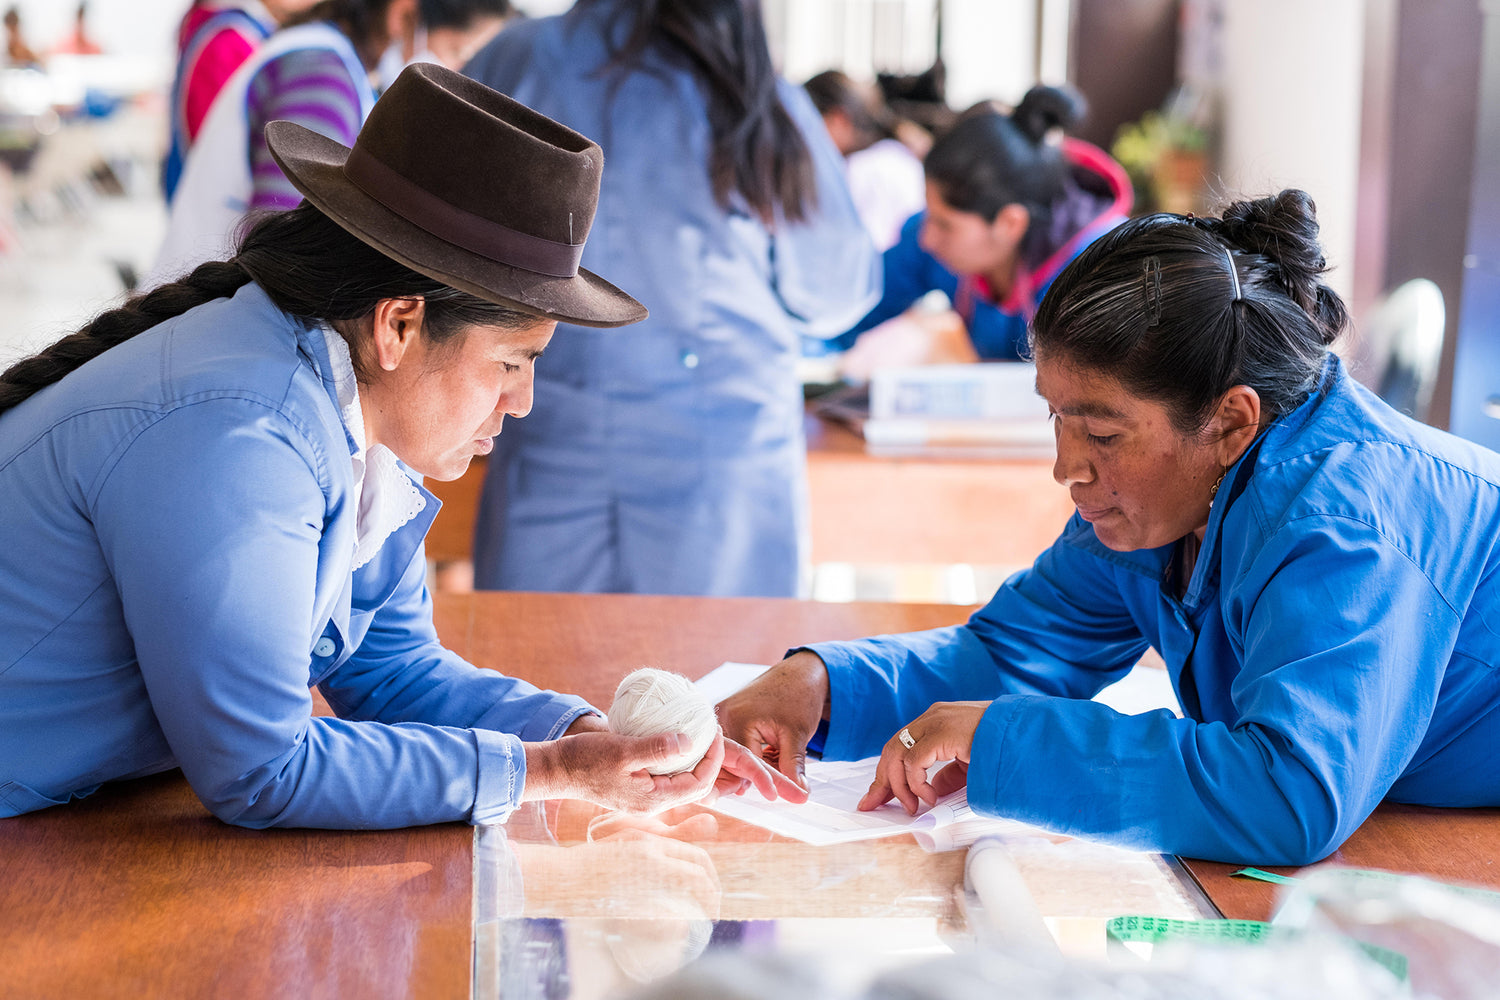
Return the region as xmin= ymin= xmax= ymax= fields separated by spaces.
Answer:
xmin=697 ymin=661 xmax=1179 ymax=850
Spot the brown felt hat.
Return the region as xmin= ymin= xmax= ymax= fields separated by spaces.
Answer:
xmin=264 ymin=62 xmax=646 ymax=328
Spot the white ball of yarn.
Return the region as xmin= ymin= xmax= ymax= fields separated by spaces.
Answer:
xmin=607 ymin=667 xmax=718 ymax=776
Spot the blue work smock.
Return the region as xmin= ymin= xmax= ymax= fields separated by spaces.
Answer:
xmin=806 ymin=357 xmax=1500 ymax=865
xmin=463 ymin=1 xmax=881 ymax=597
xmin=0 ymin=282 xmax=593 ymax=827
xmin=829 ymin=139 xmax=1132 ymax=361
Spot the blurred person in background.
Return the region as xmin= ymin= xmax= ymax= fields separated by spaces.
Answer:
xmin=3 ymin=6 xmax=41 ymax=68
xmin=374 ymin=0 xmax=511 ymax=91
xmin=51 ymin=2 xmax=103 ymax=56
xmin=163 ymin=1 xmax=318 ymax=202
xmin=804 ymin=68 xmax=926 ymax=253
xmin=828 ymin=85 xmax=1131 ymax=364
xmin=463 ymin=0 xmax=879 ymax=598
xmin=151 ymin=0 xmax=504 ymax=286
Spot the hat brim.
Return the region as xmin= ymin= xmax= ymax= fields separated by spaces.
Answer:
xmin=265 ymin=120 xmax=647 ymax=329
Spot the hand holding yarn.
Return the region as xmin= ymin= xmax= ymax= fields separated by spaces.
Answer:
xmin=607 ymin=667 xmax=720 ymax=775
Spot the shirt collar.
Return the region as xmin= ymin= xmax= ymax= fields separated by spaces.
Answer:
xmin=1182 ymin=354 xmax=1342 ymax=607
xmin=317 ymin=323 xmax=426 ymax=571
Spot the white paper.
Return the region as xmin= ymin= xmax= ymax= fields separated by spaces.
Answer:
xmin=698 ymin=659 xmax=1181 ymax=850
xmin=710 ymin=755 xmax=1039 ymax=849
xmin=693 ymin=661 xmax=771 ymax=707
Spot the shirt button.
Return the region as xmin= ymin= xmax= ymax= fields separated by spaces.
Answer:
xmin=314 ymin=637 xmax=337 ymax=658
xmin=681 ymin=351 xmax=699 ymax=369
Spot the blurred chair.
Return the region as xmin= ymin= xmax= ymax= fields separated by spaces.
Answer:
xmin=1360 ymin=278 xmax=1446 ymax=422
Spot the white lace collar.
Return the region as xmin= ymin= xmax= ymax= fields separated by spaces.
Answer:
xmin=318 ymin=324 xmax=427 ymax=571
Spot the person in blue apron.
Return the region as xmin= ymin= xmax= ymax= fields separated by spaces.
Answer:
xmin=719 ymin=190 xmax=1500 ymax=866
xmin=0 ymin=65 xmax=798 ymax=829
xmin=463 ymin=0 xmax=880 ymax=598
xmin=827 ymin=85 xmax=1132 ymax=362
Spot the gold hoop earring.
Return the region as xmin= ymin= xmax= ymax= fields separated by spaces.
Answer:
xmin=1210 ymin=470 xmax=1226 ymax=498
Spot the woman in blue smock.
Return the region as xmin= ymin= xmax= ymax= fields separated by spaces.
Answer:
xmin=831 ymin=86 xmax=1131 ymax=362
xmin=0 ymin=65 xmax=795 ymax=829
xmin=463 ymin=0 xmax=880 ymax=598
xmin=720 ymin=190 xmax=1500 ymax=866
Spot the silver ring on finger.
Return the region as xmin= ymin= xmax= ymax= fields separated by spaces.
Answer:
xmin=898 ymin=726 xmax=916 ymax=749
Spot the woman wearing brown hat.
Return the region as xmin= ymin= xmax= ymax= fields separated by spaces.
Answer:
xmin=0 ymin=64 xmax=801 ymax=829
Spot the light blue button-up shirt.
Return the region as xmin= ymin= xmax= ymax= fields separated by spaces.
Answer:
xmin=0 ymin=282 xmax=593 ymax=827
xmin=808 ymin=358 xmax=1500 ymax=865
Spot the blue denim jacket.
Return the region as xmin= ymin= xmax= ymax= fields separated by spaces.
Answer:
xmin=810 ymin=358 xmax=1500 ymax=865
xmin=0 ymin=282 xmax=592 ymax=827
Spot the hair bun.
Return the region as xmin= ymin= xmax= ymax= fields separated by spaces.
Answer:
xmin=1217 ymin=189 xmax=1347 ymax=345
xmin=1011 ymin=84 xmax=1085 ymax=145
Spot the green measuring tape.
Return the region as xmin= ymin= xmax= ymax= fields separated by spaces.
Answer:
xmin=1232 ymin=865 xmax=1500 ymax=905
xmin=1104 ymin=914 xmax=1409 ymax=982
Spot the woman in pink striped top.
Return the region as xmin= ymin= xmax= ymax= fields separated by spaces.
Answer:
xmin=153 ymin=0 xmax=504 ymax=284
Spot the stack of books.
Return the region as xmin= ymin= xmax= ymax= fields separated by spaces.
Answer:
xmin=859 ymin=363 xmax=1054 ymax=457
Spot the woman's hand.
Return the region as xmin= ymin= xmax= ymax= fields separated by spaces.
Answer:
xmin=713 ymin=736 xmax=810 ymax=803
xmin=715 ymin=651 xmax=829 ymax=792
xmin=554 ymin=714 xmax=806 ymax=806
xmin=857 ymin=701 xmax=989 ymax=814
xmin=563 ymin=712 xmax=609 ymax=736
xmin=522 ymin=729 xmax=727 ymax=814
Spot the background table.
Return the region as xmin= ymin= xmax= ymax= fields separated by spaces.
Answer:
xmin=422 ymin=412 xmax=1075 ymax=594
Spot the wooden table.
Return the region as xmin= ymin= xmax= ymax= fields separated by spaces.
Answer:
xmin=422 ymin=412 xmax=1074 ymax=572
xmin=802 ymin=412 xmax=1072 ymax=567
xmin=0 ymin=594 xmax=968 ymax=999
xmin=5 ymin=593 xmax=1498 ymax=997
xmin=1179 ymin=803 xmax=1500 ymax=922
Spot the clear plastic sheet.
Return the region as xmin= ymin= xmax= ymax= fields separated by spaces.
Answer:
xmin=472 ymin=808 xmax=1215 ymax=1000
xmin=616 ymin=933 xmax=1407 ymax=1000
xmin=1274 ymin=868 xmax=1500 ymax=999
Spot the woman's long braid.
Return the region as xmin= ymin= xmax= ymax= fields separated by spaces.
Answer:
xmin=0 ymin=262 xmax=251 ymax=416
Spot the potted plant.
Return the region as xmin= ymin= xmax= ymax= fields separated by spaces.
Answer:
xmin=1111 ymin=108 xmax=1211 ymax=216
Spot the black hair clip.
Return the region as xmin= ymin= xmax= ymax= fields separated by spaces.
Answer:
xmin=1143 ymin=255 xmax=1164 ymax=327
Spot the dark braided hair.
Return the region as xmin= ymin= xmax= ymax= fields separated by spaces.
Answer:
xmin=1030 ymin=189 xmax=1349 ymax=434
xmin=0 ymin=203 xmax=534 ymax=417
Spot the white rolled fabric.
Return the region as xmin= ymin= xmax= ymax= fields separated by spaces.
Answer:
xmin=606 ymin=667 xmax=718 ymax=775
